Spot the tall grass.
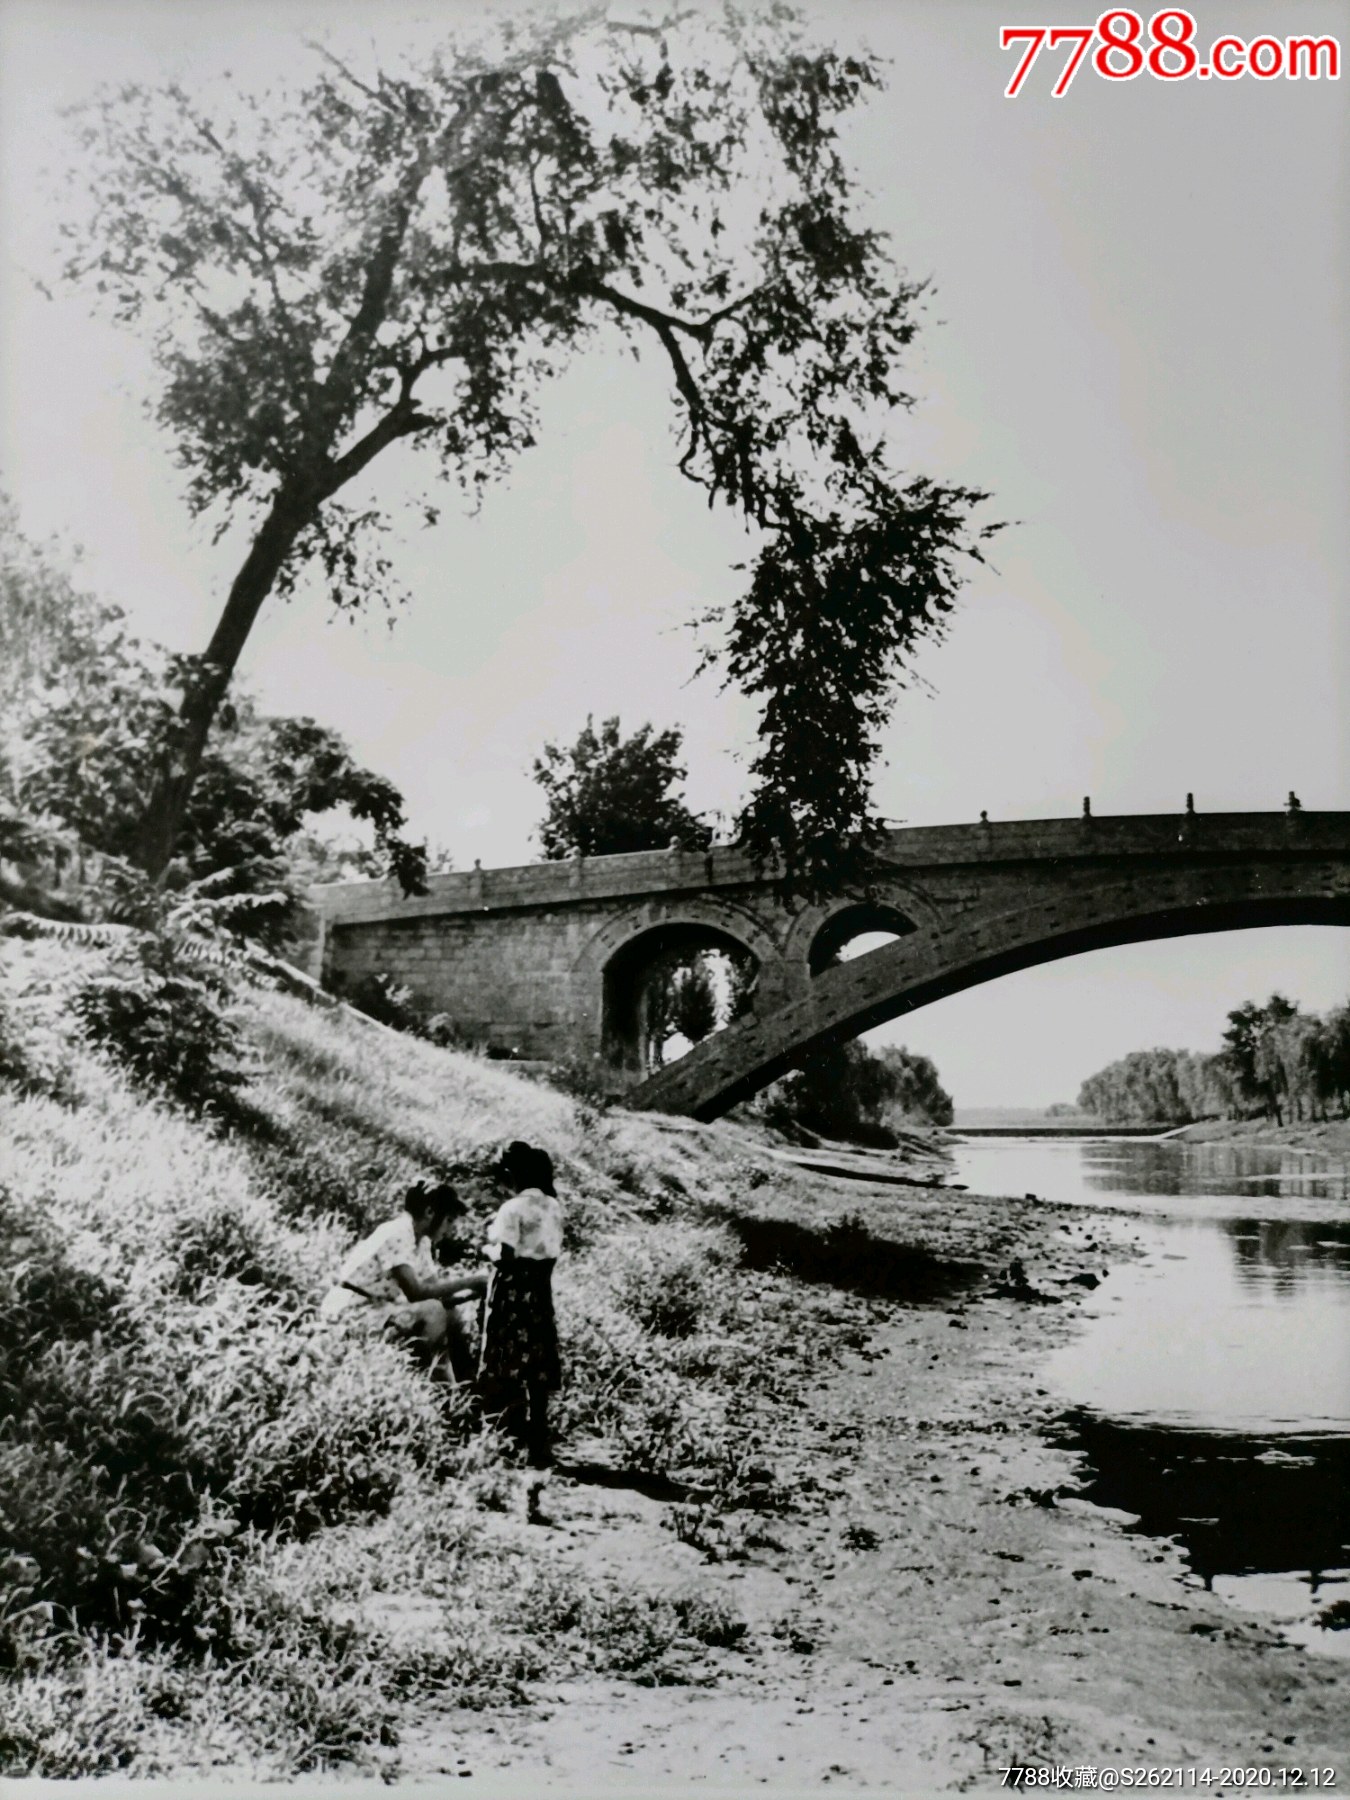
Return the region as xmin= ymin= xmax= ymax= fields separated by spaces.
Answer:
xmin=0 ymin=939 xmax=884 ymax=1775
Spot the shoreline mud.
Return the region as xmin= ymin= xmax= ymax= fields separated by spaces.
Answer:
xmin=398 ymin=1143 xmax=1350 ymax=1793
xmin=953 ymin=1118 xmax=1350 ymax=1155
xmin=13 ymin=1058 xmax=1350 ymax=1792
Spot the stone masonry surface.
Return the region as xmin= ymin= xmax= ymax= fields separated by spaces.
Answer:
xmin=312 ymin=812 xmax=1350 ymax=1112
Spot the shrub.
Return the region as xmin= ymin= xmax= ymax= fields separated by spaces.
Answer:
xmin=0 ymin=960 xmax=79 ymax=1103
xmin=334 ymin=973 xmax=474 ymax=1054
xmin=71 ymin=936 xmax=245 ymax=1116
xmin=0 ymin=1375 xmax=208 ymax=1654
xmin=669 ymin=1588 xmax=748 ymax=1649
xmin=0 ymin=980 xmax=31 ymax=1090
xmin=0 ymin=1158 xmax=460 ymax=1671
xmin=541 ymin=1053 xmax=618 ymax=1109
xmin=338 ymin=972 xmax=421 ymax=1033
xmin=604 ymin=1229 xmax=733 ymax=1340
xmin=757 ymin=1038 xmax=953 ymax=1144
xmin=518 ymin=1569 xmax=745 ymax=1682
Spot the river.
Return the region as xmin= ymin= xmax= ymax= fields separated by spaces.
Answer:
xmin=948 ymin=1134 xmax=1350 ymax=1657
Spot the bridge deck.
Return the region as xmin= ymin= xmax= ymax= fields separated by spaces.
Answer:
xmin=312 ymin=810 xmax=1348 ymax=926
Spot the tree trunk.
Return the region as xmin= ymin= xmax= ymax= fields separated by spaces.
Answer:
xmin=137 ymin=491 xmax=311 ymax=881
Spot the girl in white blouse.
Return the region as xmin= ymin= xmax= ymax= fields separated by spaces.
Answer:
xmin=478 ymin=1141 xmax=564 ymax=1468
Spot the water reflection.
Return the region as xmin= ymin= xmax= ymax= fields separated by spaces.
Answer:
xmin=950 ymin=1136 xmax=1350 ymax=1216
xmin=1044 ymin=1221 xmax=1350 ymax=1430
xmin=956 ymin=1133 xmax=1350 ymax=1652
xmin=1224 ymin=1219 xmax=1350 ymax=1294
xmin=1058 ymin=1411 xmax=1350 ymax=1591
xmin=1075 ymin=1141 xmax=1350 ymax=1204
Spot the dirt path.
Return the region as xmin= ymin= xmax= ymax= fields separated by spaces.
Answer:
xmin=408 ymin=1173 xmax=1350 ymax=1795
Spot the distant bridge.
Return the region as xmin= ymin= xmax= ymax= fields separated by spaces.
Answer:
xmin=312 ymin=808 xmax=1350 ymax=1119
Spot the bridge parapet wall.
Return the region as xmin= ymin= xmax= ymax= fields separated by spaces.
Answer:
xmin=312 ymin=812 xmax=1345 ymax=928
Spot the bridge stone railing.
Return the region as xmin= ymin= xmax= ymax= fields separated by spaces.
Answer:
xmin=311 ymin=810 xmax=1346 ymax=928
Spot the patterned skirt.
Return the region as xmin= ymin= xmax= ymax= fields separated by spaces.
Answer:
xmin=478 ymin=1257 xmax=561 ymax=1392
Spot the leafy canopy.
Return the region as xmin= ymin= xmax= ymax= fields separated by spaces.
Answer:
xmin=1076 ymin=994 xmax=1350 ymax=1125
xmin=57 ymin=4 xmax=995 ymax=886
xmin=761 ymin=1037 xmax=953 ymax=1144
xmin=0 ymin=499 xmax=425 ymax=944
xmin=533 ymin=714 xmax=711 ymax=859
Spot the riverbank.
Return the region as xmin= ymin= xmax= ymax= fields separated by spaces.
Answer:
xmin=26 ymin=1129 xmax=1349 ymax=1795
xmin=954 ymin=1114 xmax=1350 ymax=1157
xmin=1169 ymin=1118 xmax=1350 ymax=1156
xmin=399 ymin=1129 xmax=1350 ymax=1792
xmin=4 ymin=946 xmax=1348 ymax=1791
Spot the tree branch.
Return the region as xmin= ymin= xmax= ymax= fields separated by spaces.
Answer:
xmin=318 ymin=399 xmax=436 ymax=499
xmin=573 ymin=278 xmax=714 ymax=473
xmin=581 ymin=276 xmax=764 ymax=340
xmin=305 ymin=43 xmax=405 ymax=113
xmin=240 ymin=181 xmax=311 ymax=364
xmin=180 ymin=108 xmax=312 ymax=371
xmin=304 ymin=163 xmax=429 ymax=466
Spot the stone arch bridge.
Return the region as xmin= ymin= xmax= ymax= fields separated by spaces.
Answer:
xmin=312 ymin=809 xmax=1350 ymax=1120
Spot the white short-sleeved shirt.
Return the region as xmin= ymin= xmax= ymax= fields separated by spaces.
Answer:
xmin=485 ymin=1188 xmax=564 ymax=1263
xmin=320 ymin=1213 xmax=430 ymax=1319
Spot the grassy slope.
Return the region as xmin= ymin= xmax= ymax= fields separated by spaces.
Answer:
xmin=3 ymin=940 xmax=965 ymax=1779
xmin=12 ymin=945 xmax=1348 ymax=1785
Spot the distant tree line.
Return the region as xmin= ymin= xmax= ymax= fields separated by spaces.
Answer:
xmin=1077 ymin=995 xmax=1350 ymax=1126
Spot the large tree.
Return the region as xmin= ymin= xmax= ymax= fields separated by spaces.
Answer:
xmin=0 ymin=499 xmax=424 ymax=941
xmin=57 ymin=4 xmax=993 ymax=885
xmin=532 ymin=714 xmax=710 ymax=859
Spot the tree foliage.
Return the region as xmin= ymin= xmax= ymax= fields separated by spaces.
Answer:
xmin=641 ymin=950 xmax=726 ymax=1062
xmin=761 ymin=1037 xmax=952 ymax=1145
xmin=668 ymin=959 xmax=719 ymax=1045
xmin=1077 ymin=1048 xmax=1222 ymax=1127
xmin=1077 ymin=995 xmax=1350 ymax=1126
xmin=0 ymin=495 xmax=125 ymax=805
xmin=1 ymin=501 xmax=425 ymax=945
xmin=533 ymin=715 xmax=710 ymax=859
xmin=55 ymin=7 xmax=994 ymax=885
xmin=70 ymin=930 xmax=248 ymax=1117
xmin=874 ymin=1044 xmax=954 ymax=1127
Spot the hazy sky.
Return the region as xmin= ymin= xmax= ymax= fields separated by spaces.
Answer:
xmin=1 ymin=0 xmax=1346 ymax=1105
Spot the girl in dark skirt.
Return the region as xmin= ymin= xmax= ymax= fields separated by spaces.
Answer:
xmin=478 ymin=1140 xmax=564 ymax=1469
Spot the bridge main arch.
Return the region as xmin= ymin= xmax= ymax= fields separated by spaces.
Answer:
xmin=628 ymin=864 xmax=1350 ymax=1119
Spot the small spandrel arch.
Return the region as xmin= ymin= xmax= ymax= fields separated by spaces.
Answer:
xmin=808 ymin=902 xmax=918 ymax=977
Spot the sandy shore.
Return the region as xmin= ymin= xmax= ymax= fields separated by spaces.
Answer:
xmin=16 ymin=1137 xmax=1346 ymax=1799
xmin=1168 ymin=1119 xmax=1350 ymax=1155
xmin=390 ymin=1152 xmax=1350 ymax=1795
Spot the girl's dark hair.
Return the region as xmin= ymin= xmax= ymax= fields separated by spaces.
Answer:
xmin=498 ymin=1140 xmax=556 ymax=1197
xmin=405 ymin=1179 xmax=464 ymax=1223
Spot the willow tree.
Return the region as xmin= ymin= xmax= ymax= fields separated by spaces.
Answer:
xmin=58 ymin=3 xmax=993 ymax=886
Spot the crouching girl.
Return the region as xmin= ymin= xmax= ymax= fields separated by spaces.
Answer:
xmin=320 ymin=1180 xmax=486 ymax=1383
